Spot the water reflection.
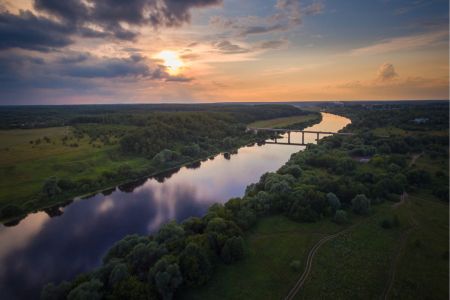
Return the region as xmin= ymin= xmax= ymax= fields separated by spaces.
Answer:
xmin=0 ymin=112 xmax=350 ymax=299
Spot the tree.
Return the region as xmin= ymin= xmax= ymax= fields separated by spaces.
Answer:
xmin=0 ymin=204 xmax=23 ymax=219
xmin=279 ymin=165 xmax=303 ymax=178
xmin=326 ymin=192 xmax=341 ymax=213
xmin=103 ymin=234 xmax=150 ymax=263
xmin=126 ymin=241 xmax=166 ymax=279
xmin=109 ymin=263 xmax=129 ymax=286
xmin=41 ymin=281 xmax=71 ymax=300
xmin=179 ymin=243 xmax=212 ymax=286
xmin=153 ymin=149 xmax=179 ymax=165
xmin=42 ymin=177 xmax=61 ymax=198
xmin=181 ymin=143 xmax=201 ymax=157
xmin=351 ymin=194 xmax=370 ymax=215
xmin=407 ymin=169 xmax=431 ymax=187
xmin=182 ymin=217 xmax=206 ymax=235
xmin=67 ymin=279 xmax=103 ymax=300
xmin=155 ymin=221 xmax=185 ymax=250
xmin=149 ymin=257 xmax=183 ymax=300
xmin=110 ymin=276 xmax=148 ymax=300
xmin=333 ymin=210 xmax=348 ymax=224
xmin=220 ymin=236 xmax=245 ymax=264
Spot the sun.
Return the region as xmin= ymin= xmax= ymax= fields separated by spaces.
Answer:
xmin=156 ymin=50 xmax=183 ymax=75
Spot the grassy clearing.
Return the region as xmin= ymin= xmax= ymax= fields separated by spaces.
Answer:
xmin=391 ymin=193 xmax=449 ymax=300
xmin=248 ymin=114 xmax=320 ymax=129
xmin=182 ymin=216 xmax=345 ymax=300
xmin=0 ymin=126 xmax=149 ymax=207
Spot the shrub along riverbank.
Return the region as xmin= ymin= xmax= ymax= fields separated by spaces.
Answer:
xmin=40 ymin=102 xmax=448 ymax=299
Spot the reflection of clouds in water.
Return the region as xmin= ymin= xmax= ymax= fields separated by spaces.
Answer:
xmin=97 ymin=197 xmax=115 ymax=213
xmin=0 ymin=112 xmax=351 ymax=299
xmin=0 ymin=212 xmax=48 ymax=272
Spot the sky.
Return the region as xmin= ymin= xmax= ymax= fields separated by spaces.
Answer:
xmin=0 ymin=0 xmax=448 ymax=104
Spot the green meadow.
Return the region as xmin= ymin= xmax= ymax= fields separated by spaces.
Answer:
xmin=0 ymin=126 xmax=148 ymax=209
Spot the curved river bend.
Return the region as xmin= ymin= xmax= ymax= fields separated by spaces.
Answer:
xmin=0 ymin=112 xmax=350 ymax=299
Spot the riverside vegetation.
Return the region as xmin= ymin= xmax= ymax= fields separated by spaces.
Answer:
xmin=0 ymin=104 xmax=320 ymax=223
xmin=39 ymin=102 xmax=448 ymax=300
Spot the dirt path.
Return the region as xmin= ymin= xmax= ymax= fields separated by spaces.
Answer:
xmin=408 ymin=152 xmax=423 ymax=167
xmin=284 ymin=223 xmax=359 ymax=300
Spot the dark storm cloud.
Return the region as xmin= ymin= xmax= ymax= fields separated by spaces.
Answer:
xmin=34 ymin=0 xmax=223 ymax=41
xmin=56 ymin=53 xmax=91 ymax=64
xmin=63 ymin=56 xmax=154 ymax=78
xmin=0 ymin=0 xmax=223 ymax=52
xmin=0 ymin=52 xmax=190 ymax=101
xmin=34 ymin=0 xmax=88 ymax=23
xmin=0 ymin=11 xmax=73 ymax=51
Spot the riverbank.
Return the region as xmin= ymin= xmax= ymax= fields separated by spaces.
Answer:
xmin=0 ymin=106 xmax=320 ymax=225
xmin=0 ymin=111 xmax=322 ymax=224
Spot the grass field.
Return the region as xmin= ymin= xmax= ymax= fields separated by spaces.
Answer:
xmin=390 ymin=193 xmax=449 ymax=299
xmin=297 ymin=204 xmax=403 ymax=299
xmin=297 ymin=191 xmax=448 ymax=300
xmin=182 ymin=216 xmax=347 ymax=300
xmin=248 ymin=114 xmax=320 ymax=129
xmin=0 ymin=126 xmax=149 ymax=209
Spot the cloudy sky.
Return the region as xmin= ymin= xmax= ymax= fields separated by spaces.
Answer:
xmin=0 ymin=0 xmax=448 ymax=104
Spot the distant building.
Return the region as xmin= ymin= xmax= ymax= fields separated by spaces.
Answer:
xmin=413 ymin=117 xmax=429 ymax=124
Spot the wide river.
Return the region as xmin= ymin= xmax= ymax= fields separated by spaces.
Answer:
xmin=0 ymin=112 xmax=350 ymax=299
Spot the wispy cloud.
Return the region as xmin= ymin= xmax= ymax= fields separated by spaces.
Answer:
xmin=351 ymin=30 xmax=448 ymax=56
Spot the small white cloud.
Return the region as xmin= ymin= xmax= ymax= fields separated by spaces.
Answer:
xmin=377 ymin=63 xmax=398 ymax=81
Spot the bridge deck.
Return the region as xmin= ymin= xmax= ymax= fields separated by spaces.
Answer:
xmin=265 ymin=142 xmax=308 ymax=146
xmin=247 ymin=127 xmax=353 ymax=135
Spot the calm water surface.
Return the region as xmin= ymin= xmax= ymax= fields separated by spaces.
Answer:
xmin=0 ymin=112 xmax=350 ymax=299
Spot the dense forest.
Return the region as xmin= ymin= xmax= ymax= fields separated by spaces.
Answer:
xmin=40 ymin=102 xmax=448 ymax=299
xmin=0 ymin=104 xmax=318 ymax=222
xmin=0 ymin=104 xmax=308 ymax=129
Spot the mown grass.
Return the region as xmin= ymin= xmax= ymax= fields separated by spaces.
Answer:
xmin=0 ymin=127 xmax=149 ymax=208
xmin=182 ymin=215 xmax=345 ymax=300
xmin=248 ymin=114 xmax=320 ymax=129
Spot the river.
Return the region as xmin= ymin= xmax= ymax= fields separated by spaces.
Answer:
xmin=0 ymin=112 xmax=350 ymax=299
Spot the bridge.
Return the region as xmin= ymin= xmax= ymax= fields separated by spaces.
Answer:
xmin=247 ymin=127 xmax=354 ymax=146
